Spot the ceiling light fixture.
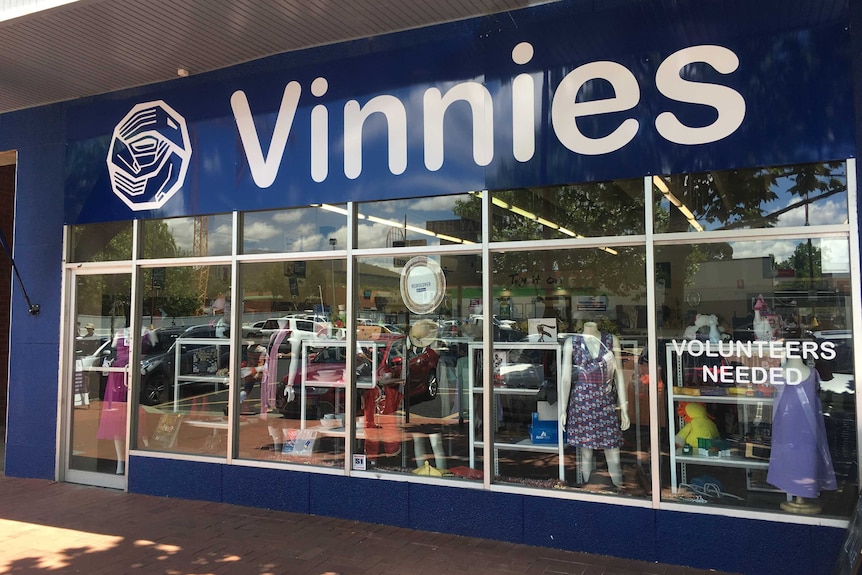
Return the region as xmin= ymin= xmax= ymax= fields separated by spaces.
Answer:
xmin=652 ymin=175 xmax=704 ymax=232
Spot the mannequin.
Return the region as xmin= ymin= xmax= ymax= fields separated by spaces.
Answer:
xmin=768 ymin=354 xmax=836 ymax=514
xmin=97 ymin=327 xmax=131 ymax=474
xmin=560 ymin=322 xmax=630 ymax=487
xmin=412 ymin=432 xmax=446 ymax=470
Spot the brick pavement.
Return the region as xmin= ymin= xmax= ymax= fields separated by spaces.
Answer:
xmin=0 ymin=475 xmax=739 ymax=575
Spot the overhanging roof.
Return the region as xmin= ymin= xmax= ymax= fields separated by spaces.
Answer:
xmin=0 ymin=0 xmax=553 ymax=116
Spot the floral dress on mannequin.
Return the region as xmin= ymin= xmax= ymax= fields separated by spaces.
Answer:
xmin=565 ymin=332 xmax=622 ymax=449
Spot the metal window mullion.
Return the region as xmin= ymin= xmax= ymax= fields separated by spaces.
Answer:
xmin=645 ymin=176 xmax=662 ymax=509
xmin=125 ymin=219 xmax=142 ymax=489
xmin=345 ymin=202 xmax=357 ymax=475
xmin=481 ymin=190 xmax=492 ymax=489
xmin=227 ymin=211 xmax=240 ymax=463
xmin=844 ymin=159 xmax=862 ymax=491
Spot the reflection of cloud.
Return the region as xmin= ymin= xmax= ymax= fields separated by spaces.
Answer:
xmin=244 ymin=221 xmax=280 ymax=243
xmin=358 ymin=222 xmax=391 ymax=247
xmin=167 ymin=219 xmax=194 ymax=248
xmin=210 ymin=223 xmax=233 ymax=254
xmin=729 ymin=240 xmax=797 ymax=263
xmin=777 ymin=198 xmax=846 ymax=226
xmin=272 ymin=211 xmax=303 ymax=224
xmin=410 ymin=196 xmax=460 ymax=212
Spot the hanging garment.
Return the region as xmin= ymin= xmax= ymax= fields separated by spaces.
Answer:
xmin=565 ymin=333 xmax=622 ymax=449
xmin=767 ymin=367 xmax=837 ymax=498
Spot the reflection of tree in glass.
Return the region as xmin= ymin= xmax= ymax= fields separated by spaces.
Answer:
xmin=776 ymin=242 xmax=822 ymax=290
xmin=454 ymin=180 xmax=644 ymax=242
xmin=659 ymin=162 xmax=845 ymax=232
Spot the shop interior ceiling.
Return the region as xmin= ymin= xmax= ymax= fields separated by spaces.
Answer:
xmin=0 ymin=0 xmax=557 ymax=117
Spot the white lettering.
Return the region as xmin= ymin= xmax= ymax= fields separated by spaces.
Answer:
xmin=654 ymin=45 xmax=745 ymax=145
xmin=820 ymin=341 xmax=837 ymax=361
xmin=311 ymin=77 xmax=329 ymax=183
xmin=227 ymin=44 xmax=746 ymax=188
xmin=424 ymin=82 xmax=494 ymax=171
xmin=512 ymin=42 xmax=536 ymax=162
xmin=784 ymin=368 xmax=803 ymax=385
xmin=551 ymin=61 xmax=640 ymax=155
xmin=785 ymin=340 xmax=801 ymax=358
xmin=231 ymin=82 xmax=301 ymax=188
xmin=344 ymin=95 xmax=407 ymax=179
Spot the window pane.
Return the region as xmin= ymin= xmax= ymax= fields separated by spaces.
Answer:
xmin=491 ymin=179 xmax=645 ymax=241
xmin=69 ymin=221 xmax=133 ymax=262
xmin=140 ymin=214 xmax=233 ymax=258
xmin=656 ymin=238 xmax=856 ymax=517
xmin=242 ymin=205 xmax=347 ymax=254
xmin=353 ymin=253 xmax=481 ymax=479
xmin=653 ymin=162 xmax=848 ymax=234
xmin=357 ymin=194 xmax=479 ymax=249
xmin=235 ymin=259 xmax=346 ymax=467
xmin=489 ymin=246 xmax=649 ymax=496
xmin=133 ymin=264 xmax=233 ymax=456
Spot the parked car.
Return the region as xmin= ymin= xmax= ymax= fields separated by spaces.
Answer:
xmin=256 ymin=316 xmax=331 ymax=339
xmin=274 ymin=334 xmax=439 ymax=418
xmin=139 ymin=324 xmax=230 ymax=406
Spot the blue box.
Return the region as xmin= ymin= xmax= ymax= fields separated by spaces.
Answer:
xmin=529 ymin=413 xmax=561 ymax=444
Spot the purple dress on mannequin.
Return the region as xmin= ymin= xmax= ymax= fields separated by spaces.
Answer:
xmin=767 ymin=367 xmax=836 ymax=498
xmin=97 ymin=336 xmax=129 ymax=440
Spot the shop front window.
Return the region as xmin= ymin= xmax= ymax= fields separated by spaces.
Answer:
xmin=653 ymin=162 xmax=847 ymax=234
xmin=69 ymin=221 xmax=133 ymax=262
xmin=352 ymin=253 xmax=480 ymax=480
xmin=656 ymin=236 xmax=857 ymax=517
xmin=490 ymin=179 xmax=645 ymax=241
xmin=241 ymin=205 xmax=347 ymax=254
xmin=132 ymin=264 xmax=233 ymax=456
xmin=235 ymin=259 xmax=346 ymax=467
xmin=486 ymin=246 xmax=649 ymax=495
xmin=356 ymin=193 xmax=479 ymax=249
xmin=140 ymin=214 xmax=233 ymax=258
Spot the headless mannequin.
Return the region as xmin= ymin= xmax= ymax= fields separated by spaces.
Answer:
xmin=560 ymin=322 xmax=630 ymax=486
xmin=111 ymin=328 xmax=130 ymax=474
xmin=412 ymin=433 xmax=446 ymax=469
xmin=776 ymin=356 xmax=822 ymax=514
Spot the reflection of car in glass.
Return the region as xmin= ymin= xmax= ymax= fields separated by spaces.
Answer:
xmin=257 ymin=316 xmax=331 ymax=339
xmin=812 ymin=330 xmax=856 ymax=477
xmin=139 ymin=324 xmax=230 ymax=406
xmin=274 ymin=334 xmax=440 ymax=418
xmin=75 ymin=336 xmax=113 ymax=400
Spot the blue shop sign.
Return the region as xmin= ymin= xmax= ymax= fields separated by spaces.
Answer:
xmin=64 ymin=0 xmax=853 ymax=224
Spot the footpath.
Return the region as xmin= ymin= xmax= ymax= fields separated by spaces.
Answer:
xmin=0 ymin=474 xmax=738 ymax=575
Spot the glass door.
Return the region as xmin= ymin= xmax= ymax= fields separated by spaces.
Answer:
xmin=64 ymin=270 xmax=132 ymax=489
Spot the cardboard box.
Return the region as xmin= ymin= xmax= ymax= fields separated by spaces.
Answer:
xmin=744 ymin=442 xmax=771 ymax=460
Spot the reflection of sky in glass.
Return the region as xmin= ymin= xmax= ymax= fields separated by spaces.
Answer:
xmin=358 ymin=193 xmax=478 ymax=249
xmin=657 ymin=162 xmax=847 ymax=232
xmin=242 ymin=206 xmax=347 ymax=254
xmin=728 ymin=237 xmax=847 ymax=269
xmin=163 ymin=214 xmax=233 ymax=257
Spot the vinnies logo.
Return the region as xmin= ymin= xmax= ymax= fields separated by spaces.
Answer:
xmin=107 ymin=100 xmax=192 ymax=211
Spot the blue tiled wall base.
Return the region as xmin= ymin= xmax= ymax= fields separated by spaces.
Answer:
xmin=128 ymin=456 xmax=845 ymax=575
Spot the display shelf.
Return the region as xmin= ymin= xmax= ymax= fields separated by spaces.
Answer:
xmin=666 ymin=342 xmax=776 ymax=493
xmin=674 ymin=448 xmax=770 ymax=469
xmin=467 ymin=341 xmax=566 ymax=480
xmin=172 ymin=337 xmax=231 ymax=412
xmin=298 ymin=339 xmax=382 ymax=429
